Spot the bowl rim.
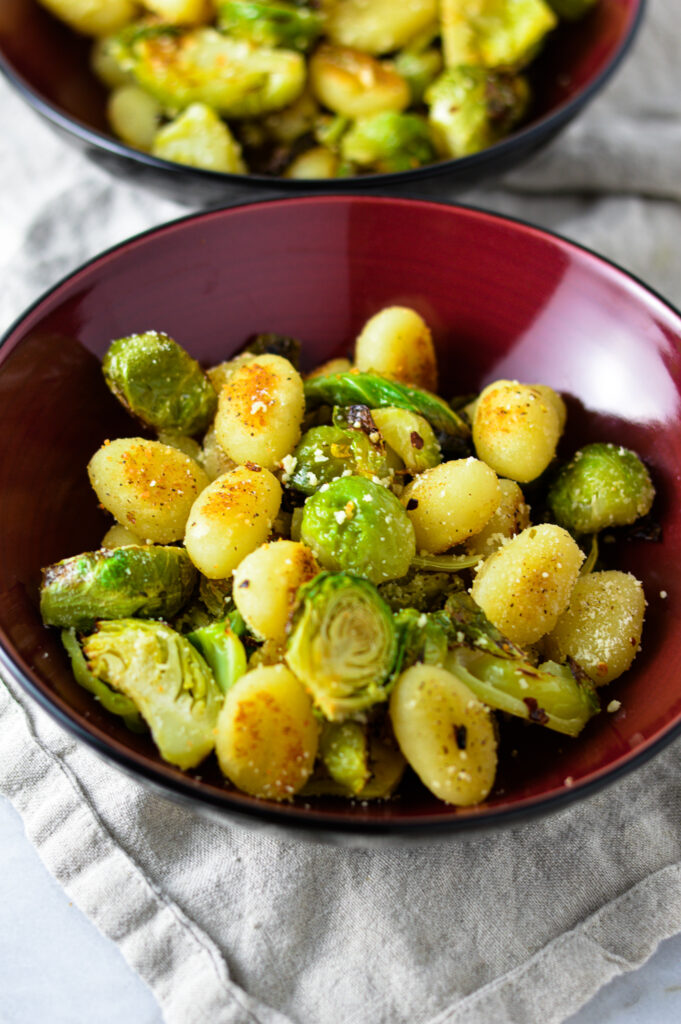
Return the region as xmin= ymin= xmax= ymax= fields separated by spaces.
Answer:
xmin=1 ymin=192 xmax=680 ymax=840
xmin=0 ymin=0 xmax=647 ymax=190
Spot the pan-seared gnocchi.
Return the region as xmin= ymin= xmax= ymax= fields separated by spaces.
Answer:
xmin=42 ymin=308 xmax=655 ymax=814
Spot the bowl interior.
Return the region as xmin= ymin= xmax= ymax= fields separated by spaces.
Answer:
xmin=1 ymin=195 xmax=680 ymax=835
xmin=0 ymin=0 xmax=642 ymax=187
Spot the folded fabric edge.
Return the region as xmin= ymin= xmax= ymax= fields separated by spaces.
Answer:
xmin=0 ymin=671 xmax=292 ymax=1024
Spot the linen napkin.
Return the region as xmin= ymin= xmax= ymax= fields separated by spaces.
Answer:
xmin=2 ymin=2 xmax=681 ymax=1022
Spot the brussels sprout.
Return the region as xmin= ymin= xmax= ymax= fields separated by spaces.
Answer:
xmin=112 ymin=25 xmax=306 ymax=118
xmin=40 ymin=546 xmax=197 ymax=631
xmin=288 ymin=407 xmax=392 ymax=496
xmin=443 ymin=591 xmax=526 ymax=660
xmin=370 ymin=407 xmax=441 ymax=473
xmin=301 ymin=734 xmax=405 ymax=799
xmin=547 ymin=443 xmax=655 ymax=535
xmin=157 ymin=430 xmax=203 ymax=463
xmin=440 ymin=0 xmax=558 ymax=70
xmin=286 ymin=571 xmax=398 ymax=719
xmin=314 ymin=113 xmax=351 ymax=151
xmin=378 ymin=569 xmax=464 ymax=613
xmin=62 ymin=629 xmax=145 ymax=732
xmin=199 ymin=575 xmax=235 ymax=619
xmin=392 ymin=48 xmax=443 ymax=105
xmin=547 ymin=0 xmax=597 ymax=18
xmin=152 ymin=103 xmax=247 ymax=173
xmin=411 ymin=552 xmax=482 ymax=571
xmin=426 ymin=66 xmax=529 ymax=159
xmin=300 ymin=477 xmax=415 ymax=584
xmin=304 ymin=371 xmax=470 ymax=439
xmin=393 ymin=608 xmax=450 ymax=674
xmin=187 ymin=618 xmax=247 ymax=694
xmin=339 ymin=112 xmax=436 ymax=173
xmin=103 ymin=330 xmax=217 ymax=436
xmin=82 ymin=619 xmax=223 ymax=769
xmin=446 ymin=649 xmax=599 ymax=737
xmin=318 ymin=720 xmax=370 ymax=795
xmin=217 ymin=1 xmax=323 ymax=51
xmin=242 ymin=332 xmax=302 ymax=368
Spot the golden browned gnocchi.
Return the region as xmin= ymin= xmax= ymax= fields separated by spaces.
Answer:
xmin=325 ymin=0 xmax=439 ymax=55
xmin=401 ymin=458 xmax=501 ymax=552
xmin=472 ymin=380 xmax=564 ymax=483
xmin=471 ymin=523 xmax=584 ymax=644
xmin=200 ymin=423 xmax=235 ymax=481
xmin=543 ymin=571 xmax=646 ymax=685
xmin=39 ymin=0 xmax=137 ymax=36
xmin=309 ymin=45 xmax=410 ymax=119
xmin=101 ymin=523 xmax=143 ymax=549
xmin=465 ymin=478 xmax=530 ymax=556
xmin=233 ymin=540 xmax=320 ymax=642
xmin=215 ymin=353 xmax=305 ymax=471
xmin=390 ymin=664 xmax=497 ymax=806
xmin=215 ymin=665 xmax=319 ymax=800
xmin=184 ymin=464 xmax=282 ymax=578
xmin=355 ymin=306 xmax=438 ymax=391
xmin=88 ymin=437 xmax=209 ymax=543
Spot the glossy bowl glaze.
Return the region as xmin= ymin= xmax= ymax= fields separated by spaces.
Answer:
xmin=0 ymin=0 xmax=645 ymax=205
xmin=1 ymin=196 xmax=680 ymax=843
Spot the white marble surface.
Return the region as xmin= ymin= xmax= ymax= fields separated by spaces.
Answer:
xmin=2 ymin=792 xmax=681 ymax=1024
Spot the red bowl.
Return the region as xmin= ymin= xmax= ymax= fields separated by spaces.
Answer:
xmin=0 ymin=0 xmax=645 ymax=205
xmin=1 ymin=195 xmax=679 ymax=842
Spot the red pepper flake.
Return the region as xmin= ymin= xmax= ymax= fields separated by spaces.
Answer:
xmin=523 ymin=697 xmax=549 ymax=725
xmin=245 ymin=462 xmax=262 ymax=472
xmin=410 ymin=431 xmax=424 ymax=450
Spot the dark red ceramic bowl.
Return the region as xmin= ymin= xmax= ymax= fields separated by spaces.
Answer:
xmin=1 ymin=195 xmax=680 ymax=842
xmin=0 ymin=0 xmax=644 ymax=206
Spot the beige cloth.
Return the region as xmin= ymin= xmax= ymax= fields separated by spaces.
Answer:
xmin=2 ymin=2 xmax=681 ymax=1022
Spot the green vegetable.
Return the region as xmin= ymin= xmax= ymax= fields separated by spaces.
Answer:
xmin=443 ymin=591 xmax=526 ymax=660
xmin=152 ymin=103 xmax=247 ymax=173
xmin=242 ymin=331 xmax=302 ymax=368
xmin=40 ymin=546 xmax=197 ymax=631
xmin=199 ymin=576 xmax=235 ymax=619
xmin=393 ymin=608 xmax=449 ymax=673
xmin=82 ymin=619 xmax=223 ymax=770
xmin=300 ymin=477 xmax=415 ymax=584
xmin=378 ymin=569 xmax=464 ymax=613
xmin=370 ymin=407 xmax=441 ymax=473
xmin=112 ymin=25 xmax=305 ymax=118
xmin=61 ymin=629 xmax=145 ymax=732
xmin=440 ymin=0 xmax=558 ymax=69
xmin=289 ymin=406 xmax=392 ymax=496
xmin=301 ymin=734 xmax=405 ymax=799
xmin=426 ymin=66 xmax=529 ymax=159
xmin=547 ymin=443 xmax=655 ymax=535
xmin=304 ymin=371 xmax=470 ymax=438
xmin=392 ymin=47 xmax=443 ymax=104
xmin=217 ymin=1 xmax=323 ymax=51
xmin=103 ymin=330 xmax=217 ymax=435
xmin=339 ymin=112 xmax=436 ymax=173
xmin=318 ymin=720 xmax=370 ymax=795
xmin=187 ymin=618 xmax=247 ymax=694
xmin=446 ymin=649 xmax=599 ymax=737
xmin=547 ymin=0 xmax=597 ymax=19
xmin=411 ymin=552 xmax=482 ymax=572
xmin=286 ymin=571 xmax=398 ymax=719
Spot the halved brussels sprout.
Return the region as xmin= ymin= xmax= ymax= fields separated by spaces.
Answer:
xmin=62 ymin=628 xmax=145 ymax=732
xmin=547 ymin=443 xmax=655 ymax=535
xmin=392 ymin=47 xmax=443 ymax=105
xmin=285 ymin=571 xmax=398 ymax=719
xmin=217 ymin=0 xmax=324 ymax=51
xmin=426 ymin=66 xmax=529 ymax=159
xmin=318 ymin=720 xmax=370 ymax=795
xmin=82 ymin=619 xmax=223 ymax=769
xmin=187 ymin=618 xmax=248 ymax=694
xmin=40 ymin=546 xmax=197 ymax=630
xmin=370 ymin=407 xmax=441 ymax=473
xmin=446 ymin=649 xmax=599 ymax=737
xmin=339 ymin=112 xmax=436 ymax=173
xmin=304 ymin=370 xmax=469 ymax=438
xmin=112 ymin=25 xmax=306 ymax=118
xmin=393 ymin=607 xmax=450 ymax=674
xmin=378 ymin=569 xmax=464 ymax=613
xmin=443 ymin=591 xmax=526 ymax=660
xmin=103 ymin=330 xmax=217 ymax=435
xmin=300 ymin=476 xmax=415 ymax=584
xmin=242 ymin=331 xmax=302 ymax=368
xmin=301 ymin=734 xmax=406 ymax=799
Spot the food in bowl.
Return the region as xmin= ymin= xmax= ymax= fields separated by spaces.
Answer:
xmin=38 ymin=304 xmax=654 ymax=807
xmin=36 ymin=0 xmax=599 ymax=177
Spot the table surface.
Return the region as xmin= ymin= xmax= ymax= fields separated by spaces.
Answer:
xmin=2 ymin=794 xmax=681 ymax=1024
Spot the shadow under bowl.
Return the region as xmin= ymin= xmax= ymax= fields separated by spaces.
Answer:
xmin=1 ymin=194 xmax=680 ymax=843
xmin=0 ymin=0 xmax=645 ymax=206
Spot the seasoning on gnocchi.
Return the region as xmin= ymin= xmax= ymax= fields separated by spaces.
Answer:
xmin=40 ymin=306 xmax=655 ymax=809
xmin=39 ymin=0 xmax=597 ymax=179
